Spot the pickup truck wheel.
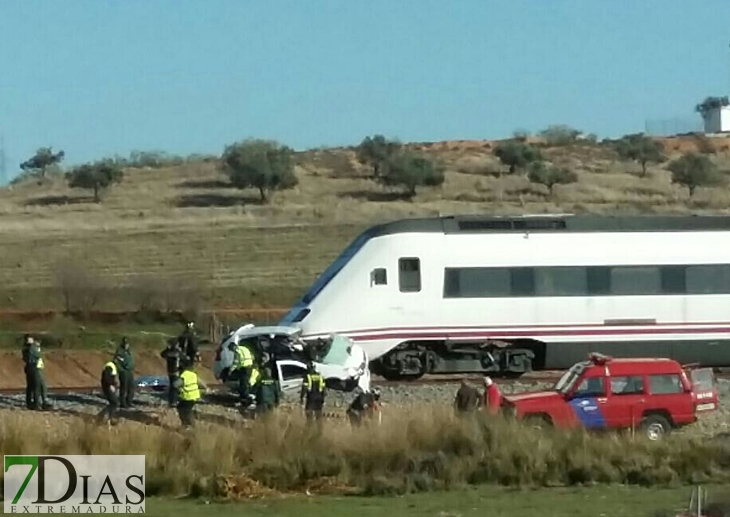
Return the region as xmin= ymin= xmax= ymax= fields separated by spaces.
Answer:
xmin=523 ymin=414 xmax=552 ymax=430
xmin=640 ymin=415 xmax=671 ymax=441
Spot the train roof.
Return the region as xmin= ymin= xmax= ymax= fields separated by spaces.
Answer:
xmin=366 ymin=214 xmax=730 ymax=237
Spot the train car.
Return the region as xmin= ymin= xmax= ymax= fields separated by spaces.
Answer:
xmin=279 ymin=214 xmax=730 ymax=379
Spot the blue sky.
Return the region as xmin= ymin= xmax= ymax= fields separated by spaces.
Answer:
xmin=1 ymin=0 xmax=729 ymax=180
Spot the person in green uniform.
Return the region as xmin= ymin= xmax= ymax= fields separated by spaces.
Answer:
xmin=114 ymin=337 xmax=135 ymax=408
xmin=22 ymin=335 xmax=36 ymax=410
xmin=255 ymin=367 xmax=280 ymax=416
xmin=300 ymin=363 xmax=326 ymax=423
xmin=29 ymin=339 xmax=50 ymax=410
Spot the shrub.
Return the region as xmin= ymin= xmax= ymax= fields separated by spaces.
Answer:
xmin=378 ymin=151 xmax=445 ymax=198
xmin=454 ymin=155 xmax=502 ymax=176
xmin=538 ymin=124 xmax=582 ymax=146
xmin=693 ymin=133 xmax=717 ymax=154
xmin=130 ymin=274 xmax=206 ymax=320
xmin=493 ymin=141 xmax=542 ymax=174
xmin=221 ymin=139 xmax=297 ymax=203
xmin=54 ymin=259 xmax=105 ymax=316
xmin=20 ymin=147 xmax=65 ymax=181
xmin=66 ymin=160 xmax=124 ymax=202
xmin=668 ymin=152 xmax=724 ymax=197
xmin=356 ymin=135 xmax=401 ymax=178
xmin=512 ymin=129 xmax=531 ymax=142
xmin=527 ymin=163 xmax=578 ymax=195
xmin=613 ymin=133 xmax=665 ymax=177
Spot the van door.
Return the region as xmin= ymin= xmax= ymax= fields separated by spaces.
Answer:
xmin=276 ymin=360 xmax=308 ymax=392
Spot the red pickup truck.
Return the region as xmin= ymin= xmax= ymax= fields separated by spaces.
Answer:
xmin=501 ymin=353 xmax=718 ymax=440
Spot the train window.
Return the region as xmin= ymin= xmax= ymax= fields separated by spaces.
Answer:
xmin=443 ymin=267 xmax=510 ymax=298
xmin=587 ymin=267 xmax=610 ymax=295
xmin=399 ymin=258 xmax=421 ymax=293
xmin=686 ymin=265 xmax=730 ymax=294
xmin=511 ymin=268 xmax=535 ymax=296
xmin=371 ymin=268 xmax=387 ymax=286
xmin=660 ymin=266 xmax=686 ymax=294
xmin=610 ymin=266 xmax=661 ymax=295
xmin=535 ymin=267 xmax=587 ymax=296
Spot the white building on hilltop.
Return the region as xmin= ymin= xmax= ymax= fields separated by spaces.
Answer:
xmin=696 ymin=96 xmax=730 ymax=133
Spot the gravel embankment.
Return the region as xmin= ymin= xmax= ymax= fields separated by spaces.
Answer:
xmin=1 ymin=377 xmax=728 ymax=436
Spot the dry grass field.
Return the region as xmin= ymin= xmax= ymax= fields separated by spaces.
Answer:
xmin=2 ymin=135 xmax=730 ymax=312
xmin=3 ymin=406 xmax=730 ymax=498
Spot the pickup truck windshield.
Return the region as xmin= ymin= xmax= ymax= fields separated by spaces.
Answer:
xmin=554 ymin=362 xmax=588 ymax=394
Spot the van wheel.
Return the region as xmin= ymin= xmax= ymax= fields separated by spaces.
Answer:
xmin=640 ymin=414 xmax=671 ymax=441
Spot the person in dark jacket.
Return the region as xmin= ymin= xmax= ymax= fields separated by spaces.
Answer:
xmin=300 ymin=363 xmax=326 ymax=423
xmin=22 ymin=335 xmax=36 ymax=410
xmin=454 ymin=379 xmax=481 ymax=413
xmin=98 ymin=358 xmax=121 ymax=424
xmin=347 ymin=388 xmax=381 ymax=426
xmin=179 ymin=321 xmax=200 ymax=364
xmin=160 ymin=338 xmax=183 ymax=407
xmin=256 ymin=366 xmax=280 ymax=416
xmin=114 ymin=337 xmax=134 ymax=408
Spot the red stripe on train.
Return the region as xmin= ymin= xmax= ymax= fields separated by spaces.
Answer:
xmin=346 ymin=326 xmax=730 ymax=342
xmin=321 ymin=321 xmax=730 ymax=336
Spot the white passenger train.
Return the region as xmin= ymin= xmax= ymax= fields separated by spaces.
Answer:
xmin=279 ymin=215 xmax=730 ymax=379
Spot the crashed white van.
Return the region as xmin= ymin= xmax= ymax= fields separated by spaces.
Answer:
xmin=213 ymin=325 xmax=371 ymax=393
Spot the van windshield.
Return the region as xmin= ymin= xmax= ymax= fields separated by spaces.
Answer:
xmin=554 ymin=362 xmax=588 ymax=394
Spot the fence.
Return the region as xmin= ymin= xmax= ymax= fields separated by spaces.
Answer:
xmin=644 ymin=117 xmax=703 ymax=137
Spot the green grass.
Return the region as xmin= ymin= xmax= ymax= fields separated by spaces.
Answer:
xmin=144 ymin=484 xmax=730 ymax=517
xmin=0 ymin=317 xmax=182 ymax=349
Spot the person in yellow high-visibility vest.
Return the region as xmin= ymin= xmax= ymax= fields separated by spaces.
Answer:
xmin=98 ymin=358 xmax=121 ymax=424
xmin=228 ymin=339 xmax=255 ymax=405
xmin=300 ymin=363 xmax=326 ymax=423
xmin=28 ymin=338 xmax=50 ymax=410
xmin=174 ymin=358 xmax=208 ymax=428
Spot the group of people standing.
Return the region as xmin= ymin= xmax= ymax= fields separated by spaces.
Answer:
xmin=21 ymin=321 xmax=384 ymax=429
xmin=95 ymin=321 xmax=203 ymax=427
xmin=226 ymin=336 xmax=324 ymax=421
xmin=454 ymin=376 xmax=503 ymax=414
xmin=226 ymin=335 xmax=382 ymax=426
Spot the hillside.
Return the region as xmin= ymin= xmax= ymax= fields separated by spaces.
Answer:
xmin=2 ymin=135 xmax=730 ymax=313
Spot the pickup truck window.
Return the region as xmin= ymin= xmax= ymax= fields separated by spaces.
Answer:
xmin=573 ymin=377 xmax=606 ymax=397
xmin=610 ymin=375 xmax=644 ymax=395
xmin=649 ymin=374 xmax=683 ymax=394
xmin=611 ymin=375 xmax=644 ymax=395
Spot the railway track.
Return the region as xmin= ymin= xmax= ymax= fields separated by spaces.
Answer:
xmin=0 ymin=372 xmax=562 ymax=395
xmin=1 ymin=369 xmax=728 ymax=396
